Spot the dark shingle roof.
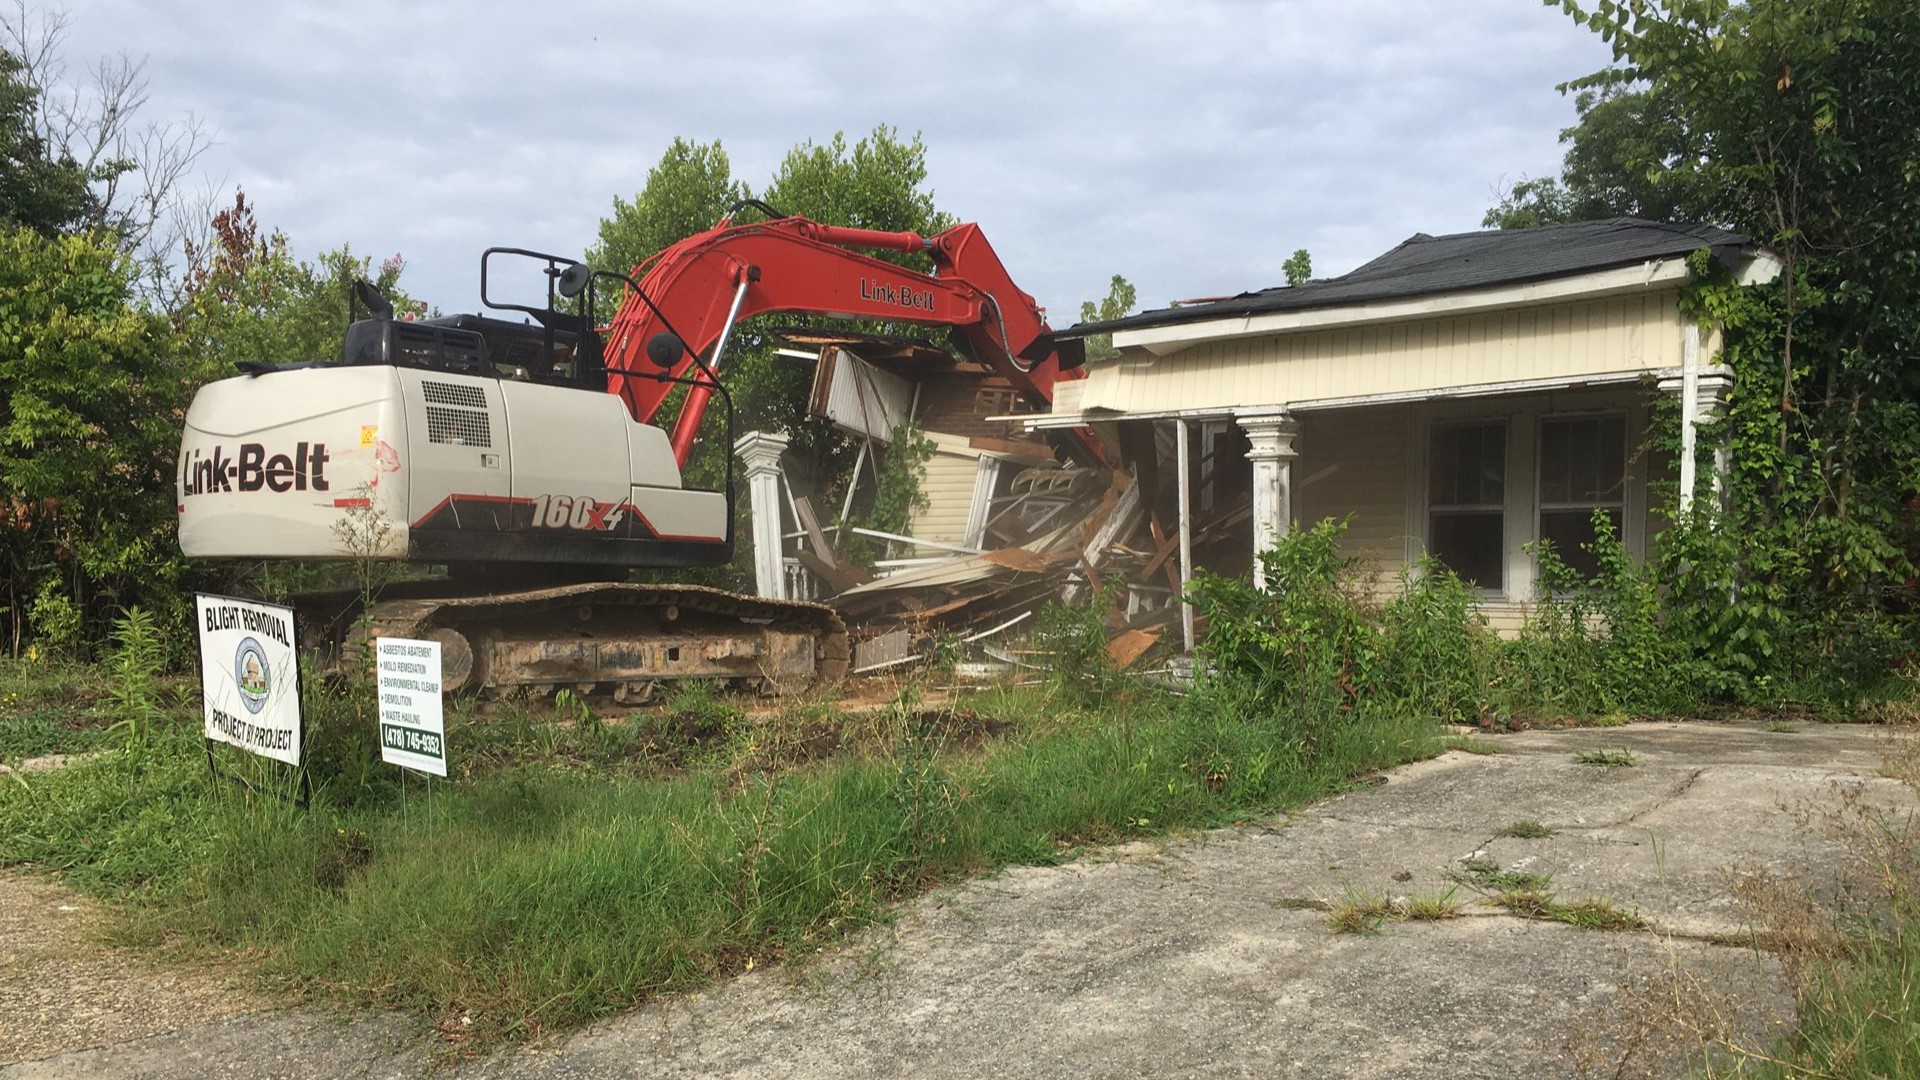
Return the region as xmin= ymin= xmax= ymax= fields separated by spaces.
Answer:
xmin=1069 ymin=218 xmax=1751 ymax=338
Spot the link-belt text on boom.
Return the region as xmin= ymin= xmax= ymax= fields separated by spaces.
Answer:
xmin=859 ymin=278 xmax=938 ymax=312
xmin=182 ymin=442 xmax=331 ymax=496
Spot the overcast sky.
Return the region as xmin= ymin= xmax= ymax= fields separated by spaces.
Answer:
xmin=59 ymin=0 xmax=1616 ymax=324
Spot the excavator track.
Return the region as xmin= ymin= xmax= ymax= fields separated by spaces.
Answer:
xmin=307 ymin=582 xmax=847 ymax=698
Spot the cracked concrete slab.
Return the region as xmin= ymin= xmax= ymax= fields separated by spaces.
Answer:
xmin=2 ymin=720 xmax=1908 ymax=1079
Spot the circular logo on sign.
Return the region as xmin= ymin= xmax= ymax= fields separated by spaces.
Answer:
xmin=234 ymin=637 xmax=271 ymax=714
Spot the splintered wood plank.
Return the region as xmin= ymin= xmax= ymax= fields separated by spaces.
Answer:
xmin=792 ymin=497 xmax=840 ymax=567
xmin=1106 ymin=627 xmax=1163 ymax=669
xmin=796 ymin=548 xmax=870 ymax=593
xmin=1138 ymin=532 xmax=1182 ymax=581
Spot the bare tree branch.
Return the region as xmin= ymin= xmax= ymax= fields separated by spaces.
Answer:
xmin=2 ymin=0 xmax=214 ymax=302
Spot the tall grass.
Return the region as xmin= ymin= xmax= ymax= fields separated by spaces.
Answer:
xmin=0 ymin=687 xmax=1433 ymax=1038
xmin=10 ymin=517 xmax=1895 ymax=1046
xmin=1709 ymin=742 xmax=1920 ymax=1078
xmin=3 ymin=539 xmax=1442 ymax=1038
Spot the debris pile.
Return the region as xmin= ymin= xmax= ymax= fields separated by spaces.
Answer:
xmin=768 ymin=332 xmax=1248 ymax=677
xmin=789 ymin=464 xmax=1196 ymax=676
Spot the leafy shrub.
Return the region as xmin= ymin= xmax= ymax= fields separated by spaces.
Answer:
xmin=0 ymin=227 xmax=200 ymax=657
xmin=1188 ymin=518 xmax=1378 ymax=722
xmin=1377 ymin=558 xmax=1496 ymax=725
xmin=1033 ymin=582 xmax=1122 ymax=703
xmin=1500 ymin=513 xmax=1712 ymax=720
xmin=1189 ymin=515 xmax=1730 ymax=728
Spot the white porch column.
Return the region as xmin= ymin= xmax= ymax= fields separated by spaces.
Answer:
xmin=1175 ymin=419 xmax=1195 ymax=653
xmin=1659 ymin=360 xmax=1733 ymax=513
xmin=1237 ymin=407 xmax=1301 ymax=590
xmin=733 ymin=430 xmax=791 ymax=600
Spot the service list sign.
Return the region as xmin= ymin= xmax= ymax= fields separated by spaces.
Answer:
xmin=376 ymin=638 xmax=446 ymax=777
xmin=196 ymin=594 xmax=302 ymax=766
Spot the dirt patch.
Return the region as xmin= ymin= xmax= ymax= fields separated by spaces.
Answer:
xmin=0 ymin=870 xmax=263 ymax=1065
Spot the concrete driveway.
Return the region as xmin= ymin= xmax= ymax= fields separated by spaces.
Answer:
xmin=4 ymin=720 xmax=1910 ymax=1079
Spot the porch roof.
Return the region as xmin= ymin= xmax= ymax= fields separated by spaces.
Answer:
xmin=1066 ymin=219 xmax=1755 ymax=341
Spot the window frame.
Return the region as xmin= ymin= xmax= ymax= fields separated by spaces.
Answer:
xmin=1411 ymin=393 xmax=1646 ymax=603
xmin=1535 ymin=411 xmax=1629 ymax=581
xmin=1425 ymin=419 xmax=1510 ymax=591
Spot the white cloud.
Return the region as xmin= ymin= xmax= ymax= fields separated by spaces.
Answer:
xmin=59 ymin=0 xmax=1614 ymax=326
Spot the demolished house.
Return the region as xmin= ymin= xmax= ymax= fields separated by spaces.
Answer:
xmin=729 ymin=329 xmax=1176 ymax=675
xmin=733 ymin=219 xmax=1784 ymax=670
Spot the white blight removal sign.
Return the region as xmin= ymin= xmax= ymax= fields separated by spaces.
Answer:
xmin=376 ymin=637 xmax=446 ymax=777
xmin=196 ymin=594 xmax=302 ymax=766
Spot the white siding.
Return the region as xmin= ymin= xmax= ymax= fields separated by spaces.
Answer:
xmin=1294 ymin=403 xmax=1413 ymax=580
xmin=1080 ymin=292 xmax=1688 ymax=415
xmin=1276 ymin=389 xmax=1664 ymax=636
xmin=810 ymin=349 xmax=913 ymax=439
xmin=906 ymin=431 xmax=986 ymax=552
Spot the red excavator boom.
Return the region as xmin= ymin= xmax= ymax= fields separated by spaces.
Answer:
xmin=598 ymin=214 xmax=1087 ymax=465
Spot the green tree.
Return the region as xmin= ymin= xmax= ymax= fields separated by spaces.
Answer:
xmin=587 ymin=138 xmax=746 ymax=278
xmin=1483 ymin=175 xmax=1577 ymax=230
xmin=586 ymin=128 xmax=961 ymax=586
xmin=0 ymin=225 xmax=190 ymax=653
xmin=1484 ymin=85 xmax=1705 ymax=229
xmin=748 ymin=127 xmax=959 ymax=538
xmin=0 ymin=48 xmax=88 ymax=234
xmin=1548 ymin=0 xmax=1920 ymax=693
xmin=2 ymin=7 xmax=208 ymax=298
xmin=1077 ymin=274 xmax=1137 ymax=363
xmin=175 ymin=190 xmax=415 ymax=379
xmin=761 ymin=127 xmax=954 ymax=258
xmin=1283 ymin=249 xmax=1312 ymax=287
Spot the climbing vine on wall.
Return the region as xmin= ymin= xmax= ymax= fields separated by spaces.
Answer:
xmin=1535 ymin=0 xmax=1920 ymax=701
xmin=869 ymin=423 xmax=935 ymax=538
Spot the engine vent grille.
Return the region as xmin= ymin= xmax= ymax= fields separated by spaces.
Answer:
xmin=426 ymin=406 xmax=491 ymax=446
xmin=421 ymin=381 xmax=489 ymax=409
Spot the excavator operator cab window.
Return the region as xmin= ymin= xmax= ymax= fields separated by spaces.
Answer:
xmin=339 ymin=319 xmax=488 ymax=375
xmin=490 ymin=335 xmax=579 ymax=384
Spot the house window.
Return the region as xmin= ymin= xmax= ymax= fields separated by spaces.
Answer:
xmin=1538 ymin=415 xmax=1627 ymax=579
xmin=1428 ymin=422 xmax=1506 ymax=588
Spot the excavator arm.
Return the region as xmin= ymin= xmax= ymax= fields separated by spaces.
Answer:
xmin=598 ymin=214 xmax=1087 ymax=465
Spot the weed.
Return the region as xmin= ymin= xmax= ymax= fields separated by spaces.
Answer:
xmin=1539 ymin=897 xmax=1647 ymax=932
xmin=314 ymin=827 xmax=374 ymax=891
xmin=1378 ymin=557 xmax=1498 ymax=725
xmin=1460 ymin=858 xmax=1646 ymax=932
xmin=1189 ymin=519 xmax=1377 ymax=724
xmin=1439 ymin=734 xmax=1502 ymax=755
xmin=0 ymin=657 xmax=113 ymax=761
xmin=1574 ymin=748 xmax=1638 ymax=767
xmin=663 ymin=679 xmax=740 ymax=737
xmin=1328 ymin=885 xmax=1461 ymax=934
xmin=1498 ymin=820 xmax=1555 ymax=839
xmin=1033 ymin=582 xmax=1124 ymax=704
xmin=1328 ymin=890 xmax=1393 ymax=935
xmin=552 ymin=687 xmax=598 ymax=732
xmin=0 ymin=659 xmax=1438 ymax=1044
xmin=1762 ymin=720 xmax=1800 ymax=734
xmin=1399 ymin=885 xmax=1463 ymax=921
xmin=103 ymin=608 xmax=169 ymax=748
